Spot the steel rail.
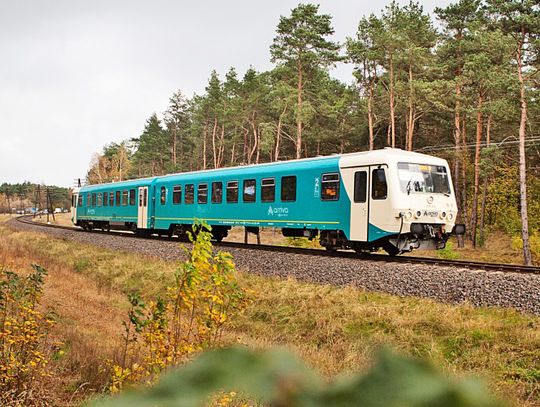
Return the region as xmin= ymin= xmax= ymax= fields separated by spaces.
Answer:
xmin=13 ymin=215 xmax=540 ymax=275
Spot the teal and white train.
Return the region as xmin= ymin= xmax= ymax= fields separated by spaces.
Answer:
xmin=71 ymin=148 xmax=465 ymax=255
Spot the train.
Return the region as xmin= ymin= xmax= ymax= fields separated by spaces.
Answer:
xmin=70 ymin=148 xmax=465 ymax=255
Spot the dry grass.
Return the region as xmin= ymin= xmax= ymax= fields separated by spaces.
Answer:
xmin=32 ymin=212 xmax=74 ymax=227
xmin=1 ymin=217 xmax=539 ymax=406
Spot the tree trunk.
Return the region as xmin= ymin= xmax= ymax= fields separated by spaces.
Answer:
xmin=516 ymin=42 xmax=532 ymax=265
xmin=211 ymin=118 xmax=218 ymax=169
xmin=274 ymin=105 xmax=286 ymax=162
xmin=171 ymin=126 xmax=177 ymax=168
xmin=296 ymin=60 xmax=303 ymax=159
xmin=367 ymin=80 xmax=375 ymax=150
xmin=479 ymin=113 xmax=492 ymax=246
xmin=389 ymin=54 xmax=396 ymax=148
xmin=406 ymin=62 xmax=414 ymax=151
xmin=202 ymin=122 xmax=208 ymax=170
xmin=461 ymin=115 xmax=471 ymax=243
xmin=471 ymin=92 xmax=483 ymax=248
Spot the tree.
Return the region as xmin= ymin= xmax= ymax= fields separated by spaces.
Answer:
xmin=270 ymin=3 xmax=341 ymax=159
xmin=130 ymin=114 xmax=169 ymax=176
xmin=485 ymin=0 xmax=540 ymax=265
xmin=164 ymin=91 xmax=190 ymax=172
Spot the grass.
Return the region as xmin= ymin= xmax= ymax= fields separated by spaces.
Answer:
xmin=1 ymin=216 xmax=539 ymax=405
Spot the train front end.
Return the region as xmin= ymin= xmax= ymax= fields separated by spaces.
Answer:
xmin=383 ymin=153 xmax=465 ymax=254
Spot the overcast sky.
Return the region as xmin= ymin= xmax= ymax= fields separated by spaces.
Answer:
xmin=0 ymin=0 xmax=450 ymax=187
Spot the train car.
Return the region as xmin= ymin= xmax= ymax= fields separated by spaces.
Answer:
xmin=71 ymin=148 xmax=464 ymax=255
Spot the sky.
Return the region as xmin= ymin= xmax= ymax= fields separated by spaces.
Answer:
xmin=0 ymin=0 xmax=451 ymax=187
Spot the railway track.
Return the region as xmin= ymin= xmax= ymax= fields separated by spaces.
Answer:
xmin=14 ymin=215 xmax=540 ymax=275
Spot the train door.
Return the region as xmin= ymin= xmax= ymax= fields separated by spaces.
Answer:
xmin=368 ymin=165 xmax=392 ymax=241
xmin=342 ymin=166 xmax=369 ymax=241
xmin=138 ymin=187 xmax=148 ymax=229
xmin=71 ymin=192 xmax=78 ymax=224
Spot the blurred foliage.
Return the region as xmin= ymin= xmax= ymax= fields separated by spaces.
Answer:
xmin=94 ymin=346 xmax=504 ymax=407
xmin=437 ymin=240 xmax=460 ymax=260
xmin=109 ymin=221 xmax=251 ymax=393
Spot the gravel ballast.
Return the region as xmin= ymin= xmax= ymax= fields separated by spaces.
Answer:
xmin=9 ymin=219 xmax=540 ymax=316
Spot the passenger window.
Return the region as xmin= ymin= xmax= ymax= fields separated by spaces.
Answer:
xmin=281 ymin=176 xmax=296 ymax=202
xmin=226 ymin=181 xmax=238 ymax=203
xmin=109 ymin=192 xmax=114 ymax=207
xmin=122 ymin=190 xmax=128 ymax=206
xmin=115 ymin=191 xmax=120 ymax=206
xmin=78 ymin=195 xmax=83 ymax=207
xmin=129 ymin=189 xmax=136 ymax=205
xmin=321 ymin=173 xmax=340 ymax=201
xmin=103 ymin=192 xmax=108 ymax=206
xmin=243 ymin=179 xmax=256 ymax=203
xmin=198 ymin=183 xmax=208 ymax=204
xmin=87 ymin=194 xmax=91 ymax=207
xmin=372 ymin=168 xmax=388 ymax=200
xmin=91 ymin=193 xmax=97 ymax=207
xmin=185 ymin=184 xmax=194 ymax=204
xmin=261 ymin=178 xmax=275 ymax=202
xmin=97 ymin=193 xmax=103 ymax=207
xmin=212 ymin=182 xmax=223 ymax=204
xmin=160 ymin=186 xmax=167 ymax=205
xmin=173 ymin=185 xmax=182 ymax=204
xmin=354 ymin=171 xmax=367 ymax=203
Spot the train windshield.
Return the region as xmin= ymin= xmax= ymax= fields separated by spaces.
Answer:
xmin=397 ymin=162 xmax=451 ymax=195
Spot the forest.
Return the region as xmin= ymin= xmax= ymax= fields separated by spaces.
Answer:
xmin=82 ymin=0 xmax=540 ymax=264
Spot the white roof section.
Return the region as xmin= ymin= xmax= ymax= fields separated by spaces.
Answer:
xmin=339 ymin=148 xmax=448 ymax=168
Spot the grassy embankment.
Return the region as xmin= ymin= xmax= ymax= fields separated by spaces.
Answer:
xmin=1 ymin=215 xmax=539 ymax=406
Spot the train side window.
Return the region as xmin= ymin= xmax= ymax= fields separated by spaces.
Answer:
xmin=354 ymin=171 xmax=367 ymax=203
xmin=129 ymin=189 xmax=136 ymax=205
xmin=226 ymin=181 xmax=238 ymax=203
xmin=185 ymin=184 xmax=194 ymax=204
xmin=91 ymin=193 xmax=97 ymax=207
xmin=372 ymin=168 xmax=387 ymax=200
xmin=261 ymin=178 xmax=275 ymax=202
xmin=173 ymin=185 xmax=182 ymax=204
xmin=321 ymin=173 xmax=340 ymax=201
xmin=122 ymin=190 xmax=128 ymax=206
xmin=198 ymin=183 xmax=208 ymax=204
xmin=103 ymin=192 xmax=108 ymax=206
xmin=281 ymin=176 xmax=296 ymax=202
xmin=115 ymin=191 xmax=121 ymax=206
xmin=160 ymin=186 xmax=167 ymax=205
xmin=97 ymin=193 xmax=103 ymax=207
xmin=109 ymin=192 xmax=114 ymax=207
xmin=78 ymin=195 xmax=83 ymax=207
xmin=243 ymin=179 xmax=256 ymax=203
xmin=212 ymin=182 xmax=223 ymax=204
xmin=86 ymin=194 xmax=91 ymax=207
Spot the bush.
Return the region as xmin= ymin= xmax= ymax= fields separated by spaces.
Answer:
xmin=438 ymin=240 xmax=460 ymax=261
xmin=0 ymin=264 xmax=57 ymax=405
xmin=109 ymin=221 xmax=251 ymax=392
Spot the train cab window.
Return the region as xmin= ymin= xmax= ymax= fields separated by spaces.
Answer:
xmin=78 ymin=195 xmax=83 ymax=207
xmin=243 ymin=179 xmax=256 ymax=203
xmin=103 ymin=192 xmax=108 ymax=206
xmin=226 ymin=181 xmax=238 ymax=203
xmin=372 ymin=168 xmax=387 ymax=200
xmin=198 ymin=184 xmax=208 ymax=204
xmin=281 ymin=176 xmax=296 ymax=202
xmin=173 ymin=185 xmax=182 ymax=204
xmin=129 ymin=189 xmax=136 ymax=205
xmin=354 ymin=171 xmax=367 ymax=203
xmin=261 ymin=178 xmax=275 ymax=202
xmin=212 ymin=182 xmax=223 ymax=204
xmin=185 ymin=184 xmax=194 ymax=204
xmin=160 ymin=187 xmax=167 ymax=205
xmin=321 ymin=173 xmax=340 ymax=201
xmin=109 ymin=192 xmax=114 ymax=207
xmin=122 ymin=190 xmax=128 ymax=206
xmin=91 ymin=193 xmax=97 ymax=207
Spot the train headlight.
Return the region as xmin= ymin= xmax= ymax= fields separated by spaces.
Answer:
xmin=415 ymin=210 xmax=422 ymax=219
xmin=405 ymin=211 xmax=413 ymax=220
xmin=439 ymin=211 xmax=447 ymax=220
xmin=446 ymin=213 xmax=454 ymax=221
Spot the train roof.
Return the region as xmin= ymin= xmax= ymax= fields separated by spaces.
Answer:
xmin=79 ymin=148 xmax=448 ymax=192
